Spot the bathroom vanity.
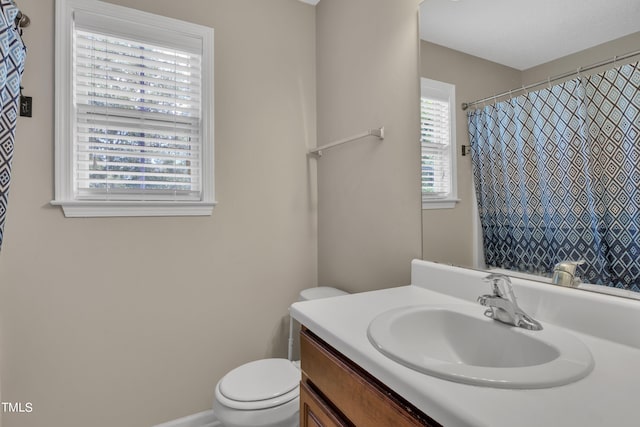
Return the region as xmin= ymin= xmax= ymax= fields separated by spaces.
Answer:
xmin=290 ymin=260 xmax=640 ymax=427
xmin=300 ymin=327 xmax=439 ymax=426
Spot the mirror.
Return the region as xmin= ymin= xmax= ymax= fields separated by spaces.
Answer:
xmin=419 ymin=0 xmax=640 ymax=299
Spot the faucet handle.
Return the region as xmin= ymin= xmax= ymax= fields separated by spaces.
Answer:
xmin=553 ymin=260 xmax=585 ymax=272
xmin=482 ymin=273 xmax=511 ymax=298
xmin=483 ymin=273 xmax=505 ymax=281
xmin=552 ymin=260 xmax=585 ymax=287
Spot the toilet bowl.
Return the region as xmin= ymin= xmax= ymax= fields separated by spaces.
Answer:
xmin=213 ymin=287 xmax=348 ymax=427
xmin=213 ymin=358 xmax=300 ymax=427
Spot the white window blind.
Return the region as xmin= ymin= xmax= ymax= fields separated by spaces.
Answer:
xmin=421 ymin=96 xmax=451 ymax=196
xmin=420 ymin=78 xmax=457 ymax=209
xmin=74 ymin=30 xmax=202 ymax=200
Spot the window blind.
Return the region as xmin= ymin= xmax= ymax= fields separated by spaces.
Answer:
xmin=421 ymin=96 xmax=451 ymax=198
xmin=73 ymin=29 xmax=203 ymax=200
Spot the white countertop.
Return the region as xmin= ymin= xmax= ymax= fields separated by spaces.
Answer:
xmin=290 ymin=267 xmax=640 ymax=427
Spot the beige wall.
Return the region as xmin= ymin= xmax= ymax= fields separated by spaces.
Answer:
xmin=0 ymin=1 xmax=317 ymax=426
xmin=316 ymin=0 xmax=423 ymax=293
xmin=523 ymin=31 xmax=640 ymax=84
xmin=420 ymin=41 xmax=520 ymax=268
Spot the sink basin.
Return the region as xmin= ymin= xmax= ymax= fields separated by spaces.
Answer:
xmin=367 ymin=305 xmax=594 ymax=389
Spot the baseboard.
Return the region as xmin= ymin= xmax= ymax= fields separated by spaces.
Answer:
xmin=152 ymin=410 xmax=219 ymax=427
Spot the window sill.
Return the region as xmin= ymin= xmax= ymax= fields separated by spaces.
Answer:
xmin=50 ymin=200 xmax=217 ymax=218
xmin=422 ymin=198 xmax=460 ymax=210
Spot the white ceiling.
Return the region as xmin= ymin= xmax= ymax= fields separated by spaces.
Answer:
xmin=420 ymin=0 xmax=640 ymax=70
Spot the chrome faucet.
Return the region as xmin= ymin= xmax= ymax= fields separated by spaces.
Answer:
xmin=477 ymin=273 xmax=543 ymax=331
xmin=552 ymin=260 xmax=585 ymax=287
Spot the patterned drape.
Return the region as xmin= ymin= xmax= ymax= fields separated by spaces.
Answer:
xmin=0 ymin=1 xmax=26 ymax=250
xmin=468 ymin=61 xmax=640 ymax=292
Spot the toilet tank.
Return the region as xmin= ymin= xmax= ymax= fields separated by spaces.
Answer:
xmin=299 ymin=286 xmax=348 ymax=301
xmin=290 ymin=287 xmax=348 ymax=361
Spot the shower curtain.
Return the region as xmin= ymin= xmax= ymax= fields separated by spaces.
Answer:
xmin=468 ymin=61 xmax=640 ymax=291
xmin=0 ymin=1 xmax=26 ymax=250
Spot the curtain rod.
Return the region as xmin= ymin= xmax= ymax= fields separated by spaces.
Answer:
xmin=461 ymin=48 xmax=640 ymax=111
xmin=308 ymin=127 xmax=385 ymax=157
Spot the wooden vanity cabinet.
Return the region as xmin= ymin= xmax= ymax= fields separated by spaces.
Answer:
xmin=300 ymin=328 xmax=442 ymax=427
xmin=300 ymin=380 xmax=349 ymax=427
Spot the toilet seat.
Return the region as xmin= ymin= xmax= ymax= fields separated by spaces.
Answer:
xmin=215 ymin=358 xmax=300 ymax=411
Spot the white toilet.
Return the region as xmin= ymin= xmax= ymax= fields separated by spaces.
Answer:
xmin=212 ymin=287 xmax=348 ymax=427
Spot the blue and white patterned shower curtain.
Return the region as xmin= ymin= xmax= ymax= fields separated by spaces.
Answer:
xmin=468 ymin=61 xmax=640 ymax=292
xmin=0 ymin=1 xmax=26 ymax=250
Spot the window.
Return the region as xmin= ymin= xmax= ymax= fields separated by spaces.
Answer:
xmin=421 ymin=78 xmax=458 ymax=209
xmin=53 ymin=0 xmax=215 ymax=217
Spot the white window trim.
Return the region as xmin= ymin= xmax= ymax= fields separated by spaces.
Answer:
xmin=421 ymin=77 xmax=458 ymax=210
xmin=53 ymin=0 xmax=216 ymax=217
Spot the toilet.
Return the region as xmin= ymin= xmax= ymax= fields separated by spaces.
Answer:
xmin=212 ymin=287 xmax=348 ymax=427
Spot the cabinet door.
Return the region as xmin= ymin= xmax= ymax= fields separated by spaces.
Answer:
xmin=300 ymin=381 xmax=349 ymax=427
xmin=301 ymin=328 xmax=440 ymax=427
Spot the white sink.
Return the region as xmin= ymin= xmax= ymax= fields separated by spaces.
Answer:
xmin=367 ymin=305 xmax=594 ymax=389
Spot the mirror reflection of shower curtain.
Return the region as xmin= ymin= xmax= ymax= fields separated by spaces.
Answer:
xmin=468 ymin=61 xmax=640 ymax=292
xmin=0 ymin=2 xmax=26 ymax=250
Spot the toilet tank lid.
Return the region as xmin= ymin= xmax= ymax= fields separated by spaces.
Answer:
xmin=299 ymin=286 xmax=348 ymax=301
